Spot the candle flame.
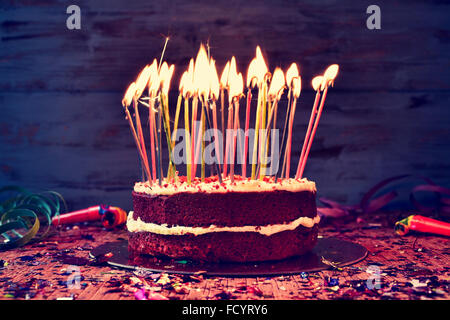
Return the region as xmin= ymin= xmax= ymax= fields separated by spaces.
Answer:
xmin=228 ymin=61 xmax=243 ymax=102
xmin=286 ymin=63 xmax=299 ymax=88
xmin=268 ymin=67 xmax=285 ymax=101
xmin=324 ymin=64 xmax=339 ymax=86
xmin=193 ymin=44 xmax=210 ymax=99
xmin=148 ymin=59 xmax=160 ymax=96
xmin=255 ymin=46 xmax=269 ymax=86
xmin=312 ymin=75 xmax=324 ymax=92
xmin=230 ymin=73 xmax=244 ymax=102
xmin=209 ymin=59 xmax=220 ymax=100
xmin=179 ymin=72 xmax=188 ymax=95
xmin=182 ymin=58 xmax=195 ymax=98
xmin=220 ymin=61 xmax=230 ymax=88
xmin=286 ymin=63 xmax=301 ymax=98
xmin=160 ymin=62 xmax=175 ymax=96
xmin=135 ymin=65 xmax=152 ymax=99
xmin=159 ymin=62 xmax=169 ymax=81
xmin=226 ymin=57 xmax=240 ymax=102
xmin=122 ymin=82 xmax=136 ymax=107
xmin=229 ymin=57 xmax=237 ymax=82
xmin=246 ymin=58 xmax=259 ymax=88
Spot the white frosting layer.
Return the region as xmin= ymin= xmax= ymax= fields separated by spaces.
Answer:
xmin=134 ymin=177 xmax=316 ymax=196
xmin=127 ymin=211 xmax=320 ymax=237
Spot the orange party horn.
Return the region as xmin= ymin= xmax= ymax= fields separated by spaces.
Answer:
xmin=395 ymin=215 xmax=450 ymax=237
xmin=52 ymin=205 xmax=127 ymax=229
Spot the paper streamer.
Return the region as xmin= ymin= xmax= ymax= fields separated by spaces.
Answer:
xmin=0 ymin=186 xmax=66 ymax=250
xmin=317 ymin=174 xmax=450 ymax=218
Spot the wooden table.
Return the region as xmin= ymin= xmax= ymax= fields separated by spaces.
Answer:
xmin=0 ymin=212 xmax=448 ymax=300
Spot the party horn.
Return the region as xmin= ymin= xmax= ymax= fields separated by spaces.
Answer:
xmin=395 ymin=215 xmax=450 ymax=237
xmin=52 ymin=205 xmax=127 ymax=229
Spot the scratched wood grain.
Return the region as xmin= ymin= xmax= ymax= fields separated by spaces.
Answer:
xmin=0 ymin=0 xmax=449 ymax=211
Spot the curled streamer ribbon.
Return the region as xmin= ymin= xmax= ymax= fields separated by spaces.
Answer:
xmin=317 ymin=174 xmax=450 ymax=218
xmin=0 ymin=186 xmax=66 ymax=250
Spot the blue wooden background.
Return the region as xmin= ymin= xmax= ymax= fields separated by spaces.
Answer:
xmin=1 ymin=0 xmax=449 ymax=211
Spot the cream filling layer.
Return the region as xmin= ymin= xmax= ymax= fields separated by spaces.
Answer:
xmin=127 ymin=211 xmax=320 ymax=237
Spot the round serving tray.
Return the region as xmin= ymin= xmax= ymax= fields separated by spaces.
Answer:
xmin=90 ymin=237 xmax=367 ymax=277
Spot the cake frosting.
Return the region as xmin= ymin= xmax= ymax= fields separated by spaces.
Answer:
xmin=134 ymin=177 xmax=316 ymax=195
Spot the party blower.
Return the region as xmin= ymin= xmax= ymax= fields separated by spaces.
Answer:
xmin=52 ymin=205 xmax=127 ymax=229
xmin=395 ymin=215 xmax=450 ymax=237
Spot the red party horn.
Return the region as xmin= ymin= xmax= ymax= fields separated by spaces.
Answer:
xmin=395 ymin=215 xmax=450 ymax=237
xmin=52 ymin=205 xmax=127 ymax=229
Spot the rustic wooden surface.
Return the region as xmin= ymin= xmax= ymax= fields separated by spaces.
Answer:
xmin=0 ymin=212 xmax=448 ymax=300
xmin=1 ymin=1 xmax=450 ymax=211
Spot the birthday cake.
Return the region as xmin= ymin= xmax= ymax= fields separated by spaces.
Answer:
xmin=121 ymin=43 xmax=338 ymax=263
xmin=127 ymin=176 xmax=319 ymax=262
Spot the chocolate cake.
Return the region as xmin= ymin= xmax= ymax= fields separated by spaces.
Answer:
xmin=120 ymin=44 xmax=339 ymax=263
xmin=127 ymin=176 xmax=320 ymax=262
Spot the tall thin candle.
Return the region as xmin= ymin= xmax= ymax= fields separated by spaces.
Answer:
xmin=121 ymin=82 xmax=151 ymax=181
xmin=295 ymin=75 xmax=323 ymax=179
xmin=296 ymin=64 xmax=339 ymax=179
xmin=284 ymin=63 xmax=301 ymax=179
xmin=242 ymin=88 xmax=252 ymax=178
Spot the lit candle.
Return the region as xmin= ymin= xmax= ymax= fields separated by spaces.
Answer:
xmin=180 ymin=70 xmax=194 ymax=184
xmin=159 ymin=62 xmax=176 ymax=180
xmin=243 ymin=58 xmax=258 ymax=178
xmin=184 ymin=59 xmax=197 ymax=180
xmin=284 ymin=63 xmax=301 ymax=179
xmin=277 ymin=81 xmax=293 ymax=180
xmin=192 ymin=45 xmax=210 ymax=180
xmin=223 ymin=57 xmax=237 ymax=178
xmin=147 ymin=59 xmax=159 ymax=183
xmin=134 ymin=65 xmax=152 ymax=181
xmin=156 ymin=96 xmax=163 ymax=185
xmin=296 ymin=64 xmax=339 ymax=179
xmin=209 ymin=59 xmax=222 ymax=173
xmin=229 ymin=69 xmax=244 ymax=182
xmin=122 ymin=82 xmax=151 ymax=181
xmin=220 ymin=61 xmax=230 ymax=157
xmin=259 ymin=67 xmax=285 ymax=180
xmin=250 ymin=46 xmax=269 ymax=180
xmin=294 ymin=75 xmax=323 ymax=180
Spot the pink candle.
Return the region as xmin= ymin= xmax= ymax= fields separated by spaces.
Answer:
xmin=297 ymin=85 xmax=328 ymax=179
xmin=211 ymin=101 xmax=222 ymax=172
xmin=242 ymin=89 xmax=252 ymax=178
xmin=223 ymin=102 xmax=233 ymax=178
xmin=148 ymin=97 xmax=157 ymax=183
xmin=295 ymin=76 xmax=323 ymax=179
xmin=285 ymin=97 xmax=297 ymax=179
xmin=230 ymin=98 xmax=241 ymax=181
xmin=190 ymin=96 xmax=198 ymax=179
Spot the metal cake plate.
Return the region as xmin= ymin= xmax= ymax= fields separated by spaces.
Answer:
xmin=90 ymin=237 xmax=368 ymax=277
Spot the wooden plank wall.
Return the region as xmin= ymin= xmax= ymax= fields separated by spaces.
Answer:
xmin=1 ymin=0 xmax=449 ymax=210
